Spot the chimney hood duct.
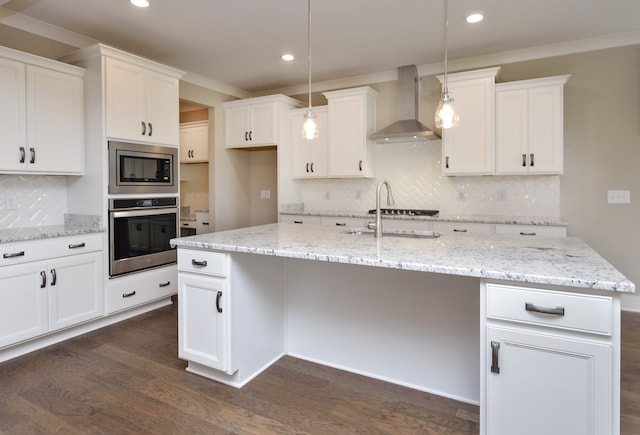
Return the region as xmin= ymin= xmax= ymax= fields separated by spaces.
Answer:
xmin=370 ymin=65 xmax=439 ymax=143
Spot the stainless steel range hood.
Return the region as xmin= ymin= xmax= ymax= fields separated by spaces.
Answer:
xmin=370 ymin=65 xmax=439 ymax=143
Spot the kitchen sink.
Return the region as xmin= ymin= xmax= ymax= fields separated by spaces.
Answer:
xmin=343 ymin=228 xmax=440 ymax=239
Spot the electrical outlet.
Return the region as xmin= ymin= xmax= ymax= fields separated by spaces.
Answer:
xmin=607 ymin=190 xmax=630 ymax=204
xmin=5 ymin=194 xmax=17 ymax=210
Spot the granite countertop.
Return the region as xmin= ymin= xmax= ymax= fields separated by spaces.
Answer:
xmin=280 ymin=210 xmax=568 ymax=226
xmin=171 ymin=222 xmax=634 ymax=293
xmin=0 ymin=215 xmax=104 ymax=244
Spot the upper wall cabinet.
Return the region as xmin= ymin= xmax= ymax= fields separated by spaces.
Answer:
xmin=438 ymin=67 xmax=500 ymax=176
xmin=0 ymin=47 xmax=84 ymax=175
xmin=495 ymin=75 xmax=570 ymax=175
xmin=180 ymin=121 xmax=209 ymax=163
xmin=291 ymin=106 xmax=329 ymax=178
xmin=324 ymin=86 xmax=378 ymax=178
xmin=105 ymin=57 xmax=180 ymax=146
xmin=224 ymin=95 xmax=301 ymax=149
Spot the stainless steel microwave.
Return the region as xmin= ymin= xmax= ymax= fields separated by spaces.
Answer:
xmin=108 ymin=141 xmax=178 ymax=195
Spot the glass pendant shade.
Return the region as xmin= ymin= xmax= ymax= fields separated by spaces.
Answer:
xmin=302 ymin=108 xmax=319 ymax=140
xmin=435 ymin=92 xmax=459 ymax=129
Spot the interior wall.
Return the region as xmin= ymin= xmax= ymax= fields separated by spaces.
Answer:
xmin=249 ymin=149 xmax=278 ymax=226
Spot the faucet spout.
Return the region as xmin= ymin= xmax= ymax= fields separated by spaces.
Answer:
xmin=374 ymin=180 xmax=394 ymax=238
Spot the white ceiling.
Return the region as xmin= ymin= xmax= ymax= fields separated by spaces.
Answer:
xmin=1 ymin=0 xmax=640 ymax=95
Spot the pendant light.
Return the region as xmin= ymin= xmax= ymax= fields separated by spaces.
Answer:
xmin=302 ymin=0 xmax=319 ymax=140
xmin=435 ymin=0 xmax=459 ymax=129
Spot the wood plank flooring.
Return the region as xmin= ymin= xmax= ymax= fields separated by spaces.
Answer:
xmin=0 ymin=297 xmax=638 ymax=434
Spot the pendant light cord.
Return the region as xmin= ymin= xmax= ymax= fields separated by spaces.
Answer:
xmin=443 ymin=0 xmax=449 ymax=95
xmin=307 ymin=0 xmax=312 ymax=110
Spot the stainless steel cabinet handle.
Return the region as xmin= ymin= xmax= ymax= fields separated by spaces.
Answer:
xmin=122 ymin=290 xmax=136 ymax=298
xmin=158 ymin=281 xmax=171 ymax=287
xmin=40 ymin=271 xmax=47 ymax=288
xmin=216 ymin=291 xmax=223 ymax=313
xmin=148 ymin=122 xmax=152 ymax=136
xmin=525 ymin=302 xmax=565 ymax=316
xmin=3 ymin=251 xmax=25 ymax=259
xmin=530 ymin=153 xmax=535 ymax=167
xmin=522 ymin=154 xmax=527 ymax=167
xmin=29 ymin=148 xmax=36 ymax=164
xmin=19 ymin=146 xmax=25 ymax=163
xmin=141 ymin=121 xmax=146 ymax=136
xmin=68 ymin=242 xmax=86 ymax=249
xmin=50 ymin=269 xmax=57 ymax=286
xmin=191 ymin=259 xmax=208 ymax=267
xmin=491 ymin=341 xmax=500 ymax=374
xmin=519 ymin=232 xmax=536 ymax=236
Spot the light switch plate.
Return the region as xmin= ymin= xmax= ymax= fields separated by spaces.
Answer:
xmin=607 ymin=190 xmax=630 ymax=204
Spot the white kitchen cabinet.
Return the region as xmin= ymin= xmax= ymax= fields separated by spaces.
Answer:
xmin=195 ymin=210 xmax=212 ymax=234
xmin=495 ymin=223 xmax=566 ymax=237
xmin=105 ymin=264 xmax=177 ymax=314
xmin=177 ymin=249 xmax=233 ymax=373
xmin=105 ymin=56 xmax=180 ymax=145
xmin=495 ymin=75 xmax=569 ymax=175
xmin=279 ymin=214 xmax=321 ymax=225
xmin=180 ymin=120 xmax=209 ymax=163
xmin=433 ymin=221 xmax=495 ymax=234
xmin=438 ymin=68 xmax=500 ymax=176
xmin=0 ymin=234 xmax=104 ymax=348
xmin=482 ymin=282 xmax=617 ymax=435
xmin=324 ymin=86 xmax=378 ymax=178
xmin=224 ymin=95 xmax=301 ymax=148
xmin=0 ymin=49 xmax=84 ymax=175
xmin=319 ymin=216 xmax=369 ymax=228
xmin=291 ymin=106 xmax=329 ymax=178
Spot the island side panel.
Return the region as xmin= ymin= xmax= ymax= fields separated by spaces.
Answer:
xmin=284 ymin=258 xmax=481 ymax=404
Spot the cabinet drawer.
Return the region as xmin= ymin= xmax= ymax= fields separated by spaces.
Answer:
xmin=1 ymin=233 xmax=103 ymax=266
xmin=495 ymin=224 xmax=566 ymax=237
xmin=178 ymin=249 xmax=228 ymax=277
xmin=433 ymin=221 xmax=494 ymax=234
xmin=486 ymin=283 xmax=613 ymax=335
xmin=106 ymin=265 xmax=177 ymax=314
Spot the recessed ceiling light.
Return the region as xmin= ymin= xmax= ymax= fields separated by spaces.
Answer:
xmin=282 ymin=53 xmax=295 ymax=61
xmin=130 ymin=0 xmax=150 ymax=8
xmin=466 ymin=13 xmax=483 ymax=23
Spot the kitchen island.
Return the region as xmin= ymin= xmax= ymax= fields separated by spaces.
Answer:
xmin=171 ymin=222 xmax=634 ymax=435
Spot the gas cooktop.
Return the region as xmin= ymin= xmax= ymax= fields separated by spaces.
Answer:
xmin=367 ymin=209 xmax=439 ymax=216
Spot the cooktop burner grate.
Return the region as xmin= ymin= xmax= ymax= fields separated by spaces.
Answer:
xmin=367 ymin=209 xmax=439 ymax=216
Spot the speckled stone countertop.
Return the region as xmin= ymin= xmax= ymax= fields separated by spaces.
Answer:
xmin=280 ymin=210 xmax=568 ymax=226
xmin=171 ymin=222 xmax=634 ymax=293
xmin=0 ymin=215 xmax=104 ymax=244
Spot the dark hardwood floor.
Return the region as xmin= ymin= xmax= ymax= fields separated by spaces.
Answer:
xmin=1 ymin=297 xmax=638 ymax=434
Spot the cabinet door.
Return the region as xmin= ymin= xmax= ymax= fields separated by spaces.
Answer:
xmin=486 ymin=326 xmax=612 ymax=435
xmin=48 ymin=252 xmax=104 ymax=331
xmin=26 ymin=65 xmax=84 ymax=174
xmin=442 ymin=76 xmax=495 ymax=175
xmin=0 ymin=58 xmax=27 ymax=172
xmin=495 ymin=88 xmax=529 ymax=174
xmin=105 ymin=57 xmax=147 ymax=141
xmin=180 ymin=121 xmax=209 ymax=163
xmin=291 ymin=109 xmax=328 ymax=178
xmin=328 ymin=95 xmax=367 ymax=177
xmin=145 ymin=70 xmax=180 ymax=145
xmin=527 ymin=84 xmax=563 ymax=174
xmin=178 ymin=273 xmax=228 ymax=372
xmin=249 ymin=103 xmax=276 ymax=146
xmin=0 ymin=262 xmax=48 ymax=347
xmin=224 ymin=105 xmax=251 ymax=147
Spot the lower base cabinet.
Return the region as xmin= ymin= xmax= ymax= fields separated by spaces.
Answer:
xmin=482 ymin=282 xmax=618 ymax=435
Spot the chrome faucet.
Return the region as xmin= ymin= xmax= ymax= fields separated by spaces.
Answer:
xmin=367 ymin=180 xmax=395 ymax=238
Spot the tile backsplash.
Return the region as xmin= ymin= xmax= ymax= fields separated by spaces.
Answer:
xmin=293 ymin=141 xmax=560 ymax=218
xmin=0 ymin=175 xmax=68 ymax=228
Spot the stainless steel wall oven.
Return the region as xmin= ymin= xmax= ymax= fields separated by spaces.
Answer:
xmin=109 ymin=197 xmax=178 ymax=276
xmin=108 ymin=141 xmax=178 ymax=195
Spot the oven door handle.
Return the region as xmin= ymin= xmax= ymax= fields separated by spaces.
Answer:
xmin=110 ymin=207 xmax=179 ymax=218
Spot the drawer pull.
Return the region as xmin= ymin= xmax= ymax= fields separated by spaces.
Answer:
xmin=68 ymin=242 xmax=86 ymax=249
xmin=3 ymin=251 xmax=25 ymax=259
xmin=50 ymin=269 xmax=57 ymax=286
xmin=525 ymin=302 xmax=565 ymax=316
xmin=216 ymin=291 xmax=223 ymax=313
xmin=293 ymin=220 xmax=303 ymax=224
xmin=490 ymin=341 xmax=500 ymax=374
xmin=335 ymin=222 xmax=346 ymax=226
xmin=191 ymin=259 xmax=208 ymax=267
xmin=159 ymin=281 xmax=171 ymax=287
xmin=453 ymin=229 xmax=468 ymax=233
xmin=122 ymin=291 xmax=136 ymax=298
xmin=519 ymin=232 xmax=536 ymax=236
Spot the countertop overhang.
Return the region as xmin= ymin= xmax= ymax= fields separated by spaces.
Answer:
xmin=171 ymin=223 xmax=635 ymax=293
